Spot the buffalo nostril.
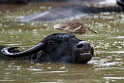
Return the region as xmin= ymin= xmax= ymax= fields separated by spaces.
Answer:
xmin=76 ymin=41 xmax=91 ymax=49
xmin=77 ymin=44 xmax=83 ymax=48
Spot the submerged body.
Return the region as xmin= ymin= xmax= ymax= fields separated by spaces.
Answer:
xmin=20 ymin=4 xmax=124 ymax=22
xmin=0 ymin=0 xmax=116 ymax=4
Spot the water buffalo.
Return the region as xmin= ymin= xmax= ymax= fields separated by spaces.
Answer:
xmin=0 ymin=33 xmax=94 ymax=63
xmin=20 ymin=4 xmax=124 ymax=22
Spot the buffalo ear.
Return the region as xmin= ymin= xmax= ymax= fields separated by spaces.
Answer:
xmin=1 ymin=42 xmax=45 ymax=58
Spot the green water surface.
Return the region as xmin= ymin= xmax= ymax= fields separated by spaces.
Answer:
xmin=0 ymin=3 xmax=124 ymax=83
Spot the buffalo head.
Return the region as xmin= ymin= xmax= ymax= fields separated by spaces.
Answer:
xmin=1 ymin=33 xmax=94 ymax=63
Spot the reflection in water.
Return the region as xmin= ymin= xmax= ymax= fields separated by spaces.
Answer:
xmin=0 ymin=3 xmax=124 ymax=83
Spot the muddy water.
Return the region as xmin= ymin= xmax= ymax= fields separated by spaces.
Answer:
xmin=0 ymin=3 xmax=124 ymax=83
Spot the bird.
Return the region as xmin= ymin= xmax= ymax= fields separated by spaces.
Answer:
xmin=54 ymin=21 xmax=97 ymax=34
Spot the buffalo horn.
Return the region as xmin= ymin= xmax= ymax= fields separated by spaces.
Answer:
xmin=1 ymin=42 xmax=44 ymax=58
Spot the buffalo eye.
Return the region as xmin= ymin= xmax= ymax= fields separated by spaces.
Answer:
xmin=49 ymin=41 xmax=58 ymax=46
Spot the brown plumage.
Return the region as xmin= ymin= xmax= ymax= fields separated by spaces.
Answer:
xmin=54 ymin=21 xmax=97 ymax=34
